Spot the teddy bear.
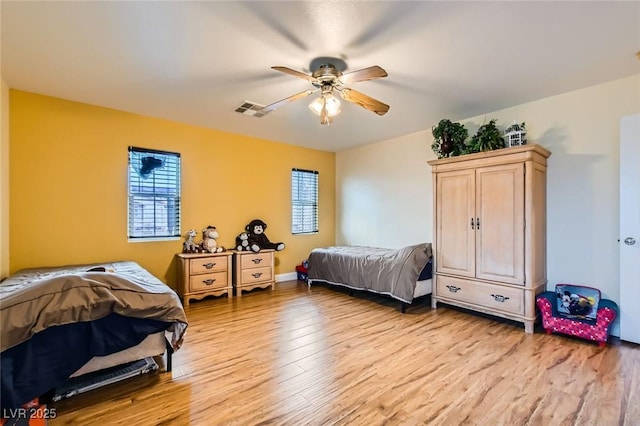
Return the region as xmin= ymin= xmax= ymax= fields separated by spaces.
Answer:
xmin=200 ymin=226 xmax=225 ymax=253
xmin=183 ymin=229 xmax=199 ymax=253
xmin=244 ymin=219 xmax=285 ymax=252
xmin=235 ymin=231 xmax=260 ymax=253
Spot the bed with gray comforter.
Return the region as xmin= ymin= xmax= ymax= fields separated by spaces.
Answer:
xmin=0 ymin=261 xmax=188 ymax=408
xmin=307 ymin=243 xmax=432 ymax=304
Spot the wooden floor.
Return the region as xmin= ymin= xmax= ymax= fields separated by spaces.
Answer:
xmin=50 ymin=280 xmax=640 ymax=426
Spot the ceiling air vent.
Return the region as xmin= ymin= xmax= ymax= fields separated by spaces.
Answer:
xmin=235 ymin=101 xmax=268 ymax=118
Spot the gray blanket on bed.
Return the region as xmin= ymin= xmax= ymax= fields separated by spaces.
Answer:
xmin=308 ymin=243 xmax=432 ymax=303
xmin=0 ymin=261 xmax=188 ymax=352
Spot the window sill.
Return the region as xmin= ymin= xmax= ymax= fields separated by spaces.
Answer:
xmin=128 ymin=237 xmax=181 ymax=243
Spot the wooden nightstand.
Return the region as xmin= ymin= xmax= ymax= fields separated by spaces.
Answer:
xmin=176 ymin=252 xmax=233 ymax=305
xmin=232 ymin=249 xmax=275 ymax=297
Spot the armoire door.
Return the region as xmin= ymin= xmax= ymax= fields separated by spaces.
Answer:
xmin=435 ymin=169 xmax=475 ymax=277
xmin=475 ymin=163 xmax=525 ymax=284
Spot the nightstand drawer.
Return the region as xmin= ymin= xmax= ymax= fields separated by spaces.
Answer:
xmin=241 ymin=266 xmax=272 ymax=284
xmin=190 ymin=271 xmax=228 ymax=291
xmin=240 ymin=253 xmax=272 ymax=269
xmin=436 ymin=276 xmax=524 ymax=315
xmin=190 ymin=257 xmax=227 ymax=274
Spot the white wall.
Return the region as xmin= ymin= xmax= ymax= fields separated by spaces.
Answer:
xmin=336 ymin=74 xmax=640 ymax=335
xmin=336 ymin=129 xmax=437 ymax=248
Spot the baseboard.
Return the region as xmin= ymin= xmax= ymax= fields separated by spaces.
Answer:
xmin=276 ymin=272 xmax=298 ymax=283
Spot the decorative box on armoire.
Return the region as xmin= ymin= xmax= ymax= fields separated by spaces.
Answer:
xmin=232 ymin=249 xmax=275 ymax=297
xmin=428 ymin=144 xmax=551 ymax=333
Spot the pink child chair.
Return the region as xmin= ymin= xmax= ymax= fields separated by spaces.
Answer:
xmin=536 ymin=284 xmax=618 ymax=347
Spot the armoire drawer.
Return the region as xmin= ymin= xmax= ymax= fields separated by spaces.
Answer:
xmin=436 ymin=276 xmax=524 ymax=315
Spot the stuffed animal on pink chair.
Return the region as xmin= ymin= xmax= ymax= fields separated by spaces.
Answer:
xmin=536 ymin=284 xmax=618 ymax=347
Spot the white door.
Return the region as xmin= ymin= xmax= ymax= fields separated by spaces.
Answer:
xmin=620 ymin=113 xmax=640 ymax=344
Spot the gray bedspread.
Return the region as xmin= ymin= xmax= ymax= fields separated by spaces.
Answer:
xmin=0 ymin=261 xmax=188 ymax=352
xmin=308 ymin=243 xmax=432 ymax=303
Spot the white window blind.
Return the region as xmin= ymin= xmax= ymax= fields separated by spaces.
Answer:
xmin=128 ymin=147 xmax=181 ymax=240
xmin=291 ymin=168 xmax=318 ymax=234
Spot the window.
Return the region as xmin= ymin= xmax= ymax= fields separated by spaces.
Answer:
xmin=291 ymin=168 xmax=318 ymax=234
xmin=128 ymin=147 xmax=181 ymax=240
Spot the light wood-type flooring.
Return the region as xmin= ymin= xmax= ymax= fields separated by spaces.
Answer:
xmin=50 ymin=280 xmax=640 ymax=425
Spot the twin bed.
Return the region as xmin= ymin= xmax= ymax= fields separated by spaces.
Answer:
xmin=0 ymin=261 xmax=188 ymax=409
xmin=308 ymin=242 xmax=433 ymax=311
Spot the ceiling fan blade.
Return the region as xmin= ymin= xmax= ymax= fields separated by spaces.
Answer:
xmin=338 ymin=88 xmax=390 ymax=116
xmin=260 ymin=89 xmax=318 ymax=113
xmin=271 ymin=66 xmax=317 ymax=83
xmin=338 ymin=65 xmax=388 ymax=85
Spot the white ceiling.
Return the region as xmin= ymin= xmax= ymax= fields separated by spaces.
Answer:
xmin=2 ymin=1 xmax=639 ymax=152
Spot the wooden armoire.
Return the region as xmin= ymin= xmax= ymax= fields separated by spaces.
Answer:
xmin=428 ymin=144 xmax=551 ymax=333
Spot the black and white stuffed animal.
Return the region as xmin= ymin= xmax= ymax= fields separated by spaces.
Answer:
xmin=244 ymin=219 xmax=285 ymax=252
xmin=235 ymin=231 xmax=260 ymax=253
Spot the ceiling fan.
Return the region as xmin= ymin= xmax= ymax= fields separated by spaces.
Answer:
xmin=261 ymin=57 xmax=390 ymax=125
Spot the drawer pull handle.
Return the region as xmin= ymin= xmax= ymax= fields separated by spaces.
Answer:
xmin=491 ymin=294 xmax=509 ymax=302
xmin=203 ymin=279 xmax=216 ymax=285
xmin=203 ymin=262 xmax=216 ymax=269
xmin=446 ymin=285 xmax=460 ymax=293
xmin=252 ymin=272 xmax=263 ymax=278
xmin=252 ymin=259 xmax=263 ymax=264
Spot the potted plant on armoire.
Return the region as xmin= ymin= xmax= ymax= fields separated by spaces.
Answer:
xmin=431 ymin=119 xmax=468 ymax=158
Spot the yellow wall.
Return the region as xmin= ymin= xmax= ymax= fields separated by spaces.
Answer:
xmin=0 ymin=79 xmax=9 ymax=280
xmin=9 ymin=90 xmax=335 ymax=287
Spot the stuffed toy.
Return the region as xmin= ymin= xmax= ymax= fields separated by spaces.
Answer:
xmin=200 ymin=226 xmax=225 ymax=253
xmin=555 ymin=284 xmax=600 ymax=320
xmin=183 ymin=229 xmax=199 ymax=253
xmin=235 ymin=231 xmax=260 ymax=253
xmin=244 ymin=219 xmax=285 ymax=252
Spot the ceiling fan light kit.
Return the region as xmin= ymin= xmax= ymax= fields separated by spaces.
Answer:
xmin=261 ymin=56 xmax=390 ymax=125
xmin=308 ymin=95 xmax=341 ymax=117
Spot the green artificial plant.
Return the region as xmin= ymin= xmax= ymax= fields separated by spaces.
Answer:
xmin=466 ymin=119 xmax=505 ymax=153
